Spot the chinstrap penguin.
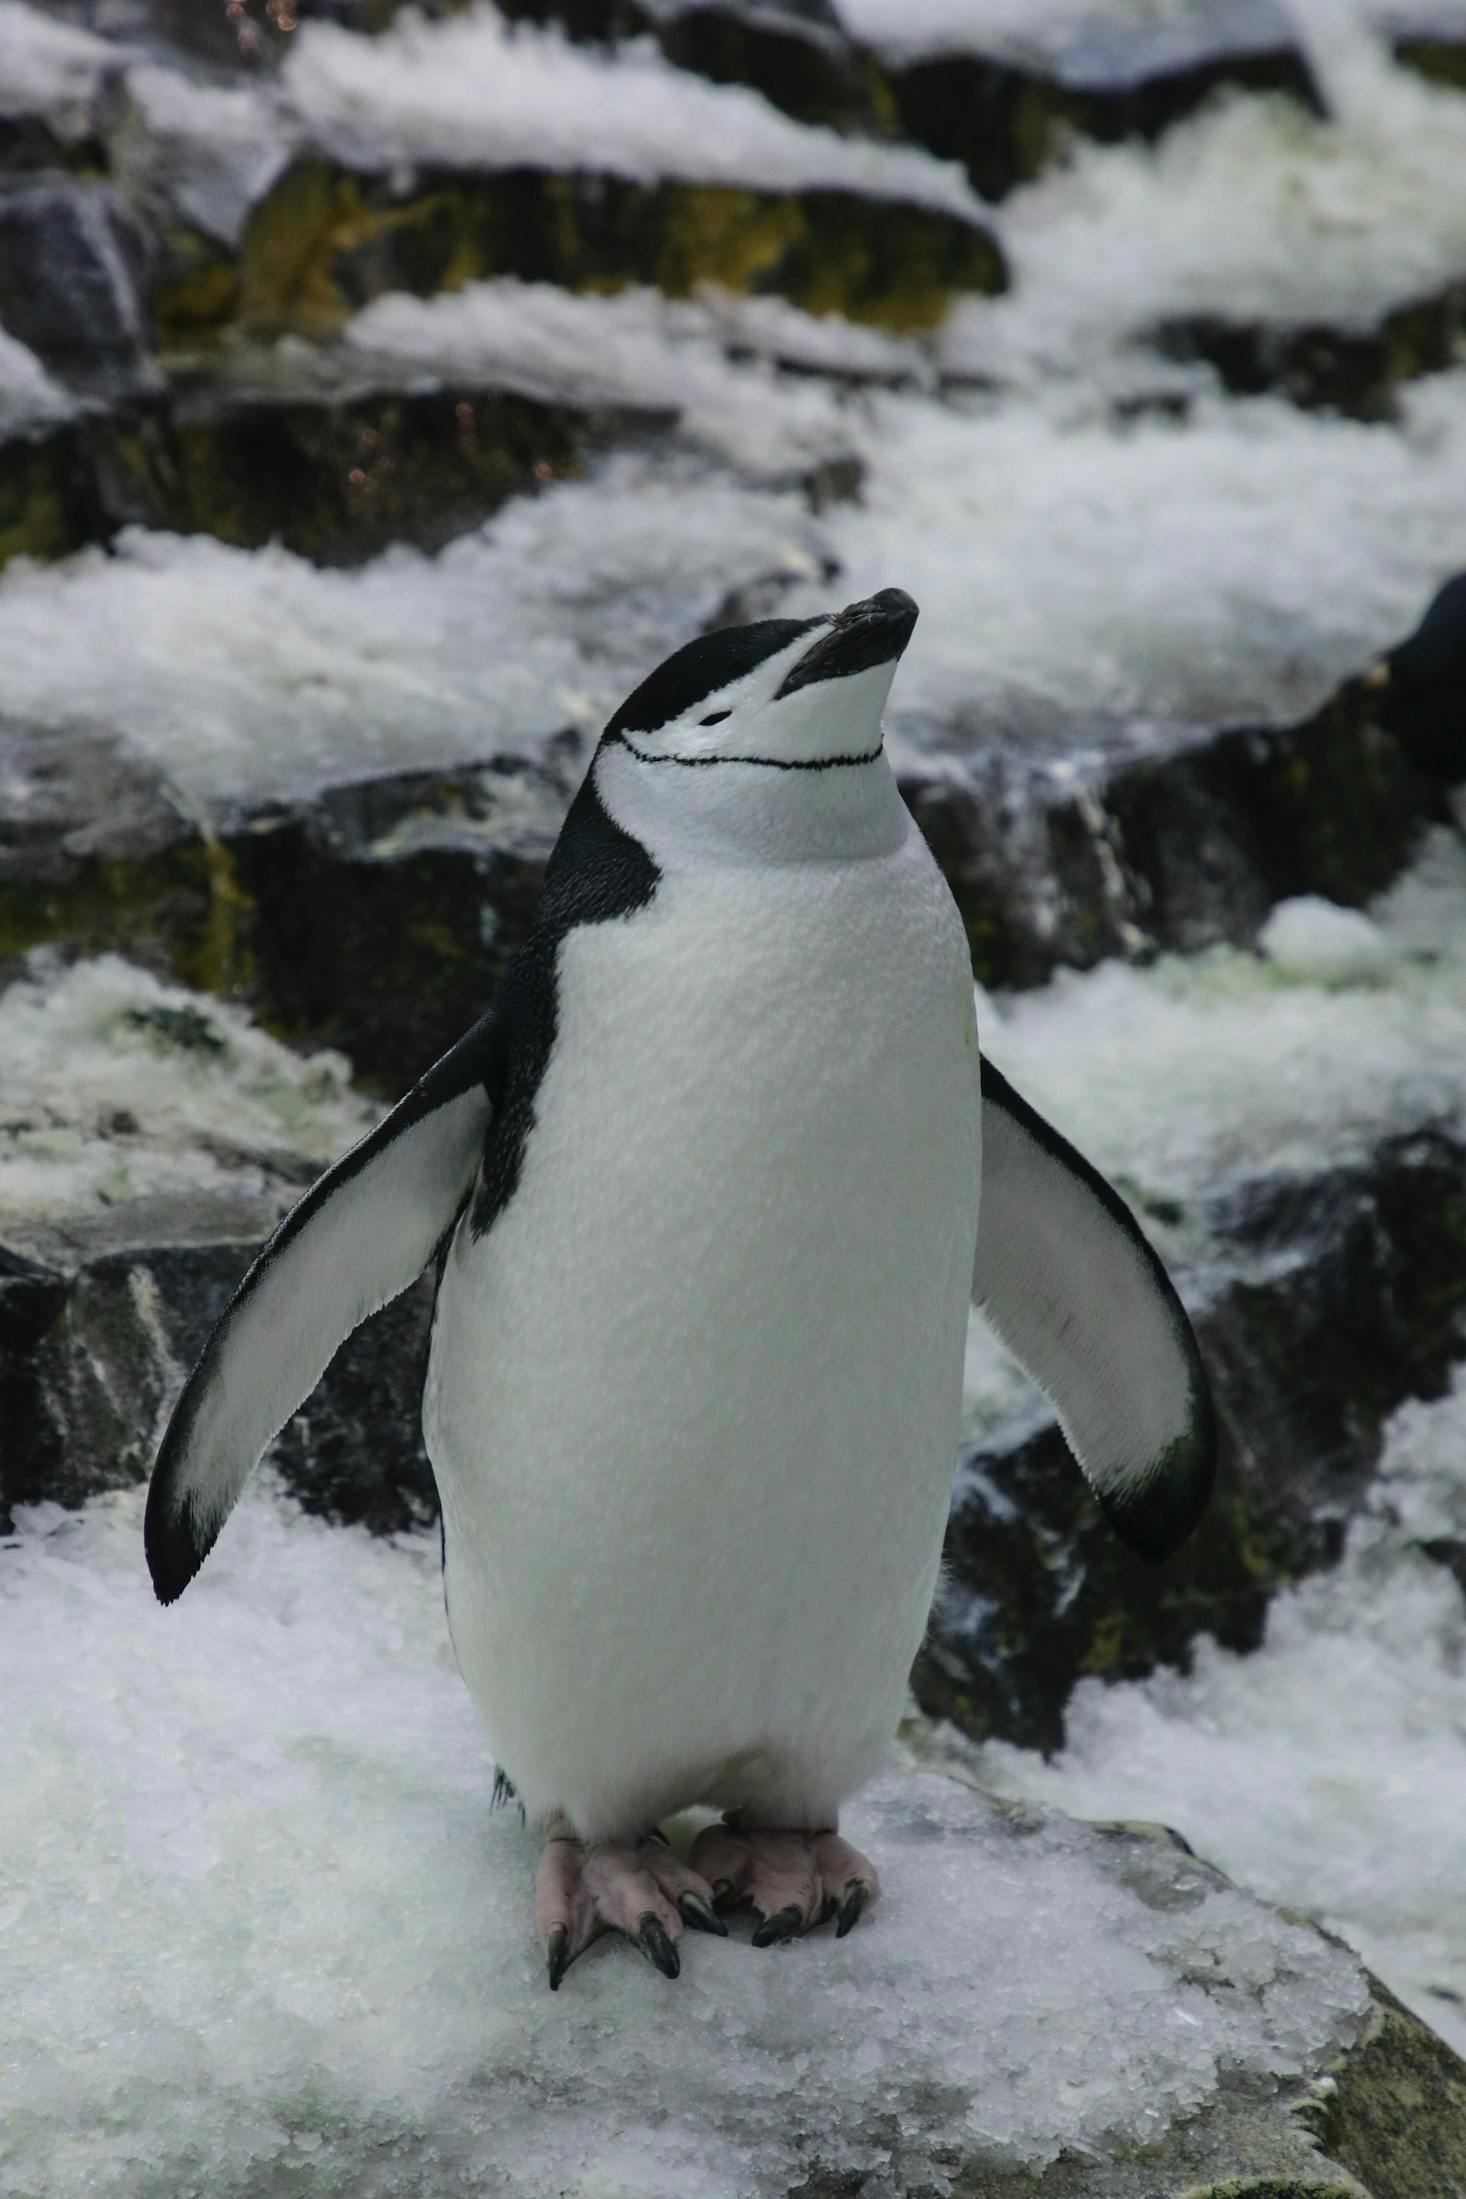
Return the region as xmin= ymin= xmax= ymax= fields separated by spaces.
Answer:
xmin=146 ymin=588 xmax=1215 ymax=1987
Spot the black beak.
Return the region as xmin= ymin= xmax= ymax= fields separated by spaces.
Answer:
xmin=775 ymin=589 xmax=919 ymax=697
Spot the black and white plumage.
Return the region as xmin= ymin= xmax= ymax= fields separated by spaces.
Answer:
xmin=146 ymin=587 xmax=1215 ymax=1966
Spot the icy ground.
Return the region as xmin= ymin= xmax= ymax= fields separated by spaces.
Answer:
xmin=0 ymin=1481 xmax=1366 ymax=2199
xmin=979 ymin=1370 xmax=1466 ymax=2063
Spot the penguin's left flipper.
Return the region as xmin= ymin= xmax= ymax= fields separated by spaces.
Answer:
xmin=145 ymin=1015 xmax=504 ymax=1606
xmin=974 ymin=1061 xmax=1216 ymax=1563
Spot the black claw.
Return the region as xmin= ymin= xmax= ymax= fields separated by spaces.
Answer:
xmin=679 ymin=1891 xmax=730 ymax=1937
xmin=835 ymin=1881 xmax=872 ymax=1939
xmin=545 ymin=1925 xmax=570 ymax=1992
xmin=751 ymin=1904 xmax=804 ymax=1948
xmin=638 ymin=1913 xmax=681 ymax=1979
xmin=710 ymin=1877 xmax=736 ymax=1913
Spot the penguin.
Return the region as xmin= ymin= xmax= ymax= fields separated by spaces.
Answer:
xmin=146 ymin=588 xmax=1214 ymax=1986
xmin=1366 ymin=568 xmax=1466 ymax=787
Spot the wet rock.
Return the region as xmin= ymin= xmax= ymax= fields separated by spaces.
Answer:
xmin=917 ymin=1127 xmax=1466 ymax=1755
xmin=654 ymin=0 xmax=884 ymax=135
xmin=901 ymin=677 xmax=1440 ymax=990
xmin=0 ymin=1195 xmax=436 ymax=1534
xmin=0 ymin=178 xmax=160 ymax=398
xmin=228 ymin=156 xmax=1004 ymax=345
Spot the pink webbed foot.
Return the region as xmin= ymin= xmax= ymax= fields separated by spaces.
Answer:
xmin=689 ymin=1821 xmax=880 ymax=1945
xmin=534 ymin=1818 xmax=726 ymax=1991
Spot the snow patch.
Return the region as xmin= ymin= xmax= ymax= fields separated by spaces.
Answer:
xmin=283 ymin=1 xmax=981 ymax=211
xmin=0 ymin=956 xmax=377 ymax=1228
xmin=980 ymin=1366 xmax=1466 ymax=2059
xmin=1259 ymin=894 xmax=1394 ymax=982
xmin=0 ymin=324 xmax=74 ymax=437
xmin=344 ymin=279 xmax=862 ymax=477
xmin=0 ymin=0 xmax=115 ymax=121
xmin=0 ymin=1478 xmax=1366 ymax=2197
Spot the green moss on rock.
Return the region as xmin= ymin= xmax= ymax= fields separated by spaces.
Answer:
xmin=233 ymin=157 xmax=1004 ymax=341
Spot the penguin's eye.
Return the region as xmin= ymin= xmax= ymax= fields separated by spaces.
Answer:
xmin=699 ymin=710 xmax=732 ymax=726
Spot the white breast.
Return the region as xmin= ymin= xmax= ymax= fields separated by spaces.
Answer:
xmin=424 ymin=788 xmax=981 ymax=1839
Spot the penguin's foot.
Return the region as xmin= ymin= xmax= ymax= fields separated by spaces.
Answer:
xmin=689 ymin=1821 xmax=880 ymax=1945
xmin=535 ymin=1817 xmax=726 ymax=1991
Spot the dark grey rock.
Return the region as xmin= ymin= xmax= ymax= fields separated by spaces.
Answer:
xmin=0 ymin=178 xmax=160 ymax=398
xmin=0 ymin=1194 xmax=437 ymax=1536
xmin=918 ymin=1127 xmax=1466 ymax=1754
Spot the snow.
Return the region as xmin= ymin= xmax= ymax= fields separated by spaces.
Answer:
xmin=973 ymin=829 xmax=1466 ymax=1222
xmin=282 ymin=1 xmax=982 ymax=212
xmin=0 ymin=0 xmax=114 ymax=122
xmin=801 ymin=370 xmax=1466 ymax=742
xmin=0 ymin=324 xmax=74 ymax=437
xmin=344 ymin=279 xmax=863 ymax=477
xmin=0 ymin=1475 xmax=1367 ymax=2198
xmin=0 ymin=956 xmax=376 ymax=1229
xmin=979 ymin=1366 xmax=1466 ymax=2059
xmin=0 ymin=476 xmax=824 ymax=806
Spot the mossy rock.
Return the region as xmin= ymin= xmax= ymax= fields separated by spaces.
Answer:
xmin=0 ymin=423 xmax=106 ymax=568
xmin=230 ymin=157 xmax=1004 ymax=342
xmin=917 ymin=1128 xmax=1466 ymax=1753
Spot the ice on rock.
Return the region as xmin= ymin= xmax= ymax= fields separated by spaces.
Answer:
xmin=0 ymin=1478 xmax=1368 ymax=2198
xmin=283 ymin=1 xmax=980 ymax=211
xmin=980 ymin=1367 xmax=1466 ymax=2060
xmin=942 ymin=47 xmax=1466 ymax=380
xmin=833 ymin=0 xmax=1423 ymax=66
xmin=0 ymin=0 xmax=115 ymax=122
xmin=972 ymin=828 xmax=1466 ymax=1212
xmin=113 ymin=66 xmax=295 ymax=250
xmin=0 ymin=956 xmax=377 ymax=1229
xmin=0 ymin=323 xmax=75 ymax=436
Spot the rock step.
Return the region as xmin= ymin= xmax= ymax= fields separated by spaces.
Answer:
xmin=1 ymin=674 xmax=1441 ymax=1093
xmin=917 ymin=1125 xmax=1466 ymax=1755
xmin=0 ymin=376 xmax=675 ymax=570
xmin=0 ymin=1197 xmax=438 ymax=1534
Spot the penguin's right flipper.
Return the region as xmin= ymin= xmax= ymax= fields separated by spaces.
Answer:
xmin=974 ymin=1060 xmax=1216 ymax=1563
xmin=145 ymin=1015 xmax=504 ymax=1605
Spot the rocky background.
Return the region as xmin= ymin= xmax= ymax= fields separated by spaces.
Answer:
xmin=4 ymin=0 xmax=1466 ymax=2193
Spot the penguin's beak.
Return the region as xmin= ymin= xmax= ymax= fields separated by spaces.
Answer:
xmin=775 ymin=589 xmax=919 ymax=698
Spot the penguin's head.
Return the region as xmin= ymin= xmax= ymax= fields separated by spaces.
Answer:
xmin=602 ymin=588 xmax=918 ymax=772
